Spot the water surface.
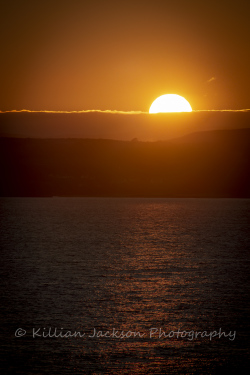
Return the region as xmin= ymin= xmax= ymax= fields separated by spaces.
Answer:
xmin=0 ymin=198 xmax=249 ymax=374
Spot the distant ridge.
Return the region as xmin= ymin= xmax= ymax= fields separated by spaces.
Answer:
xmin=169 ymin=127 xmax=250 ymax=143
xmin=1 ymin=111 xmax=250 ymax=141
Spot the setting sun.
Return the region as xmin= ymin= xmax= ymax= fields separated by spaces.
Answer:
xmin=149 ymin=94 xmax=192 ymax=113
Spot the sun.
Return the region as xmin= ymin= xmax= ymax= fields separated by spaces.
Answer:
xmin=149 ymin=94 xmax=192 ymax=113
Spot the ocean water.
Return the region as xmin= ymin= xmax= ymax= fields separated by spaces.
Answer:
xmin=0 ymin=197 xmax=249 ymax=374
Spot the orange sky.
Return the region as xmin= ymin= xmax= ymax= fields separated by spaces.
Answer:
xmin=1 ymin=0 xmax=250 ymax=112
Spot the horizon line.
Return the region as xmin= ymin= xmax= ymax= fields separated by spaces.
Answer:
xmin=0 ymin=109 xmax=250 ymax=114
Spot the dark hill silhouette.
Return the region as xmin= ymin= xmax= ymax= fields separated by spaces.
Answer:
xmin=0 ymin=128 xmax=249 ymax=197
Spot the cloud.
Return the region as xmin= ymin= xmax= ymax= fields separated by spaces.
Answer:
xmin=1 ymin=109 xmax=250 ymax=114
xmin=0 ymin=109 xmax=146 ymax=115
xmin=207 ymin=77 xmax=216 ymax=83
xmin=194 ymin=109 xmax=250 ymax=112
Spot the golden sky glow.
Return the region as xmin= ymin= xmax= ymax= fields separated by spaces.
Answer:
xmin=0 ymin=1 xmax=250 ymax=111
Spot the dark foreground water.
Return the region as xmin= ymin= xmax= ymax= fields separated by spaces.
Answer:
xmin=0 ymin=198 xmax=249 ymax=374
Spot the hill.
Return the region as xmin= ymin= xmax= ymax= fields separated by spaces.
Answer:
xmin=0 ymin=128 xmax=249 ymax=197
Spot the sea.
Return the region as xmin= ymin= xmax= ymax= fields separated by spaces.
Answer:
xmin=0 ymin=197 xmax=249 ymax=374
